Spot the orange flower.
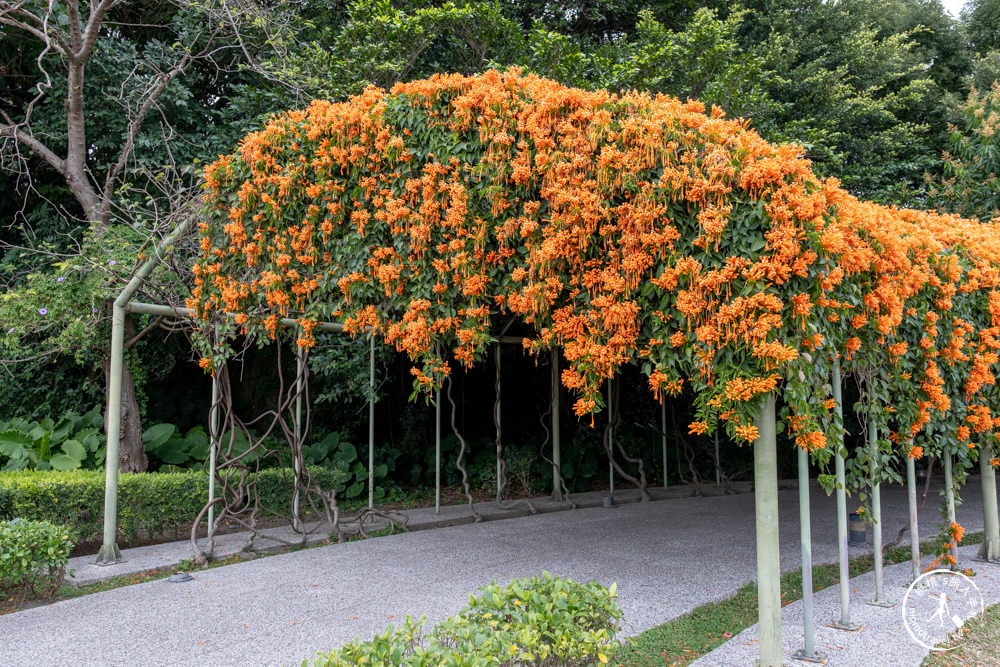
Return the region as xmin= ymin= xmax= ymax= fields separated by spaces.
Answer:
xmin=689 ymin=421 xmax=710 ymax=435
xmin=908 ymin=446 xmax=923 ymax=460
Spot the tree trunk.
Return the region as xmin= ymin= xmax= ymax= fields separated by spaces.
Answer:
xmin=103 ymin=314 xmax=148 ymax=472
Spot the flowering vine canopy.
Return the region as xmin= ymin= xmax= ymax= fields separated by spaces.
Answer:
xmin=190 ymin=69 xmax=1000 ymax=466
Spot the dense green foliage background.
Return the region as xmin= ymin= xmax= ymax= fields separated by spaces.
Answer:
xmin=3 ymin=0 xmax=1000 ymax=489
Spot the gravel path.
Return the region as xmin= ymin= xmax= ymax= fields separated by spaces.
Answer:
xmin=0 ymin=476 xmax=990 ymax=666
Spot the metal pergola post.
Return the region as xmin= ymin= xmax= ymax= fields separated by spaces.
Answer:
xmin=607 ymin=379 xmax=614 ymax=497
xmin=793 ymin=445 xmax=823 ymax=663
xmin=551 ymin=351 xmax=562 ymax=501
xmin=754 ymin=393 xmax=782 ymax=667
xmin=867 ymin=416 xmax=892 ymax=607
xmin=830 ymin=358 xmax=858 ymax=630
xmin=714 ymin=428 xmax=721 ymax=486
xmin=944 ymin=450 xmax=957 ymax=567
xmin=207 ymin=325 xmax=220 ymax=534
xmin=434 ymin=390 xmax=441 ymax=515
xmin=368 ymin=335 xmax=375 ymax=510
xmin=661 ymin=400 xmax=668 ymax=489
xmin=96 ymin=219 xmax=193 ymax=565
xmin=293 ymin=343 xmax=304 ymax=530
xmin=978 ymin=442 xmax=1000 ymax=563
xmin=496 ymin=343 xmax=502 ymax=501
xmin=906 ymin=455 xmax=921 ymax=580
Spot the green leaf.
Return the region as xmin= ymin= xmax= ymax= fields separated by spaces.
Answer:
xmin=0 ymin=430 xmax=31 ymax=461
xmin=142 ymin=423 xmax=176 ymax=450
xmin=61 ymin=439 xmax=87 ymax=462
xmin=48 ymin=454 xmax=80 ymax=471
xmin=156 ymin=440 xmax=191 ymax=465
xmin=185 ymin=427 xmax=210 ymax=460
xmin=334 ymin=441 xmax=357 ymax=463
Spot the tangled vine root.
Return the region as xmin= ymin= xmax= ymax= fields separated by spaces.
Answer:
xmin=604 ymin=377 xmax=650 ymax=501
xmin=492 ymin=342 xmax=538 ymax=515
xmin=446 ymin=376 xmax=482 ymax=523
xmin=536 ymin=359 xmax=575 ymax=509
xmin=190 ymin=335 xmax=405 ymax=566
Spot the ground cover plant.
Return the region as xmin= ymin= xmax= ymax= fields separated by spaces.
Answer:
xmin=305 ymin=572 xmax=622 ymax=666
xmin=923 ymin=600 xmax=1000 ymax=666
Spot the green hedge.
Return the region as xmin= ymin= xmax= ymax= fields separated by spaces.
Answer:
xmin=0 ymin=467 xmax=345 ymax=547
xmin=0 ymin=518 xmax=73 ymax=603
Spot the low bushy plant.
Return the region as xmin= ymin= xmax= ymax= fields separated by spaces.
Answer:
xmin=305 ymin=572 xmax=621 ymax=666
xmin=0 ymin=518 xmax=73 ymax=603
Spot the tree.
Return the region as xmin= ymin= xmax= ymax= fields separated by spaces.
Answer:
xmin=0 ymin=0 xmax=266 ymax=469
xmin=964 ymin=0 xmax=1000 ymax=54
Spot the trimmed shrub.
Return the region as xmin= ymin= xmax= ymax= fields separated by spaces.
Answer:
xmin=0 ymin=467 xmax=346 ymax=547
xmin=306 ymin=572 xmax=622 ymax=666
xmin=0 ymin=518 xmax=73 ymax=603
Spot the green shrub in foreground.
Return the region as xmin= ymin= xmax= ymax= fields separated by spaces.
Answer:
xmin=0 ymin=467 xmax=346 ymax=546
xmin=0 ymin=518 xmax=73 ymax=603
xmin=306 ymin=572 xmax=621 ymax=666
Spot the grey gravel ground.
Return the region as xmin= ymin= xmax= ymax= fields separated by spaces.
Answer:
xmin=0 ymin=476 xmax=990 ymax=666
xmin=64 ymin=485 xmax=708 ymax=586
xmin=693 ymin=544 xmax=1000 ymax=666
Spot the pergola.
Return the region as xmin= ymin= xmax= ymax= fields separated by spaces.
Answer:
xmin=91 ymin=216 xmax=1000 ymax=665
xmin=91 ymin=70 xmax=1000 ymax=667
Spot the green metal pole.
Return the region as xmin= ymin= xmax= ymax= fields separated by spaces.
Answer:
xmin=793 ymin=445 xmax=822 ymax=662
xmin=96 ymin=303 xmax=126 ymax=565
xmin=368 ymin=335 xmax=375 ymax=510
xmin=907 ymin=456 xmax=921 ymax=580
xmin=608 ymin=379 xmax=614 ymax=497
xmin=496 ymin=344 xmax=502 ymax=501
xmin=207 ymin=353 xmax=219 ymax=533
xmin=715 ymin=428 xmax=721 ymax=486
xmin=435 ymin=345 xmax=441 ymax=515
xmin=96 ymin=218 xmax=192 ymax=565
xmin=831 ymin=358 xmax=858 ymax=630
xmin=944 ymin=450 xmax=957 ymax=567
xmin=552 ymin=351 xmax=562 ymax=501
xmin=435 ymin=387 xmax=441 ymax=515
xmin=754 ymin=394 xmax=783 ymax=667
xmin=868 ymin=417 xmax=892 ymax=607
xmin=293 ymin=343 xmax=304 ymax=530
xmin=662 ymin=400 xmax=668 ymax=489
xmin=979 ymin=442 xmax=1000 ymax=562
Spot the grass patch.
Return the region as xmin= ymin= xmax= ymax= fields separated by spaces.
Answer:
xmin=615 ymin=532 xmax=985 ymax=666
xmin=923 ymin=602 xmax=1000 ymax=666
